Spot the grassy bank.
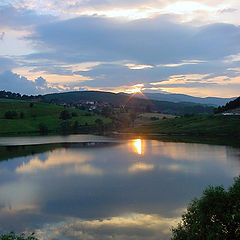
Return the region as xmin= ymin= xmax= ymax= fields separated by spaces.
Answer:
xmin=0 ymin=99 xmax=110 ymax=135
xmin=132 ymin=114 xmax=240 ymax=137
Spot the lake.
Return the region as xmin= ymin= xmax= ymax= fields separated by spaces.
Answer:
xmin=0 ymin=135 xmax=239 ymax=240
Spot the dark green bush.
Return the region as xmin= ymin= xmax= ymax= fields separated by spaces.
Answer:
xmin=171 ymin=176 xmax=240 ymax=240
xmin=72 ymin=112 xmax=78 ymax=117
xmin=4 ymin=111 xmax=18 ymax=119
xmin=59 ymin=110 xmax=72 ymax=120
xmin=38 ymin=123 xmax=48 ymax=135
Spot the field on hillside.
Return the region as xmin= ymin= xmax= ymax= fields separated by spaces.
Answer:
xmin=134 ymin=112 xmax=175 ymax=126
xmin=133 ymin=114 xmax=240 ymax=137
xmin=0 ymin=99 xmax=109 ymax=135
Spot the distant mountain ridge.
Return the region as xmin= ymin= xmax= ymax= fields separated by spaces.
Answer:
xmin=43 ymin=90 xmax=215 ymax=115
xmin=133 ymin=92 xmax=236 ymax=106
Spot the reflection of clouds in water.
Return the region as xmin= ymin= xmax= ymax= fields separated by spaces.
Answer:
xmin=151 ymin=141 xmax=228 ymax=162
xmin=128 ymin=163 xmax=154 ymax=173
xmin=0 ymin=181 xmax=40 ymax=213
xmin=159 ymin=163 xmax=200 ymax=174
xmin=38 ymin=152 xmax=50 ymax=162
xmin=0 ymin=140 xmax=239 ymax=238
xmin=64 ymin=164 xmax=103 ymax=176
xmin=15 ymin=149 xmax=96 ymax=174
xmin=36 ymin=213 xmax=181 ymax=240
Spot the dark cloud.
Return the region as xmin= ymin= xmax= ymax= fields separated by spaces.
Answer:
xmin=27 ymin=15 xmax=240 ymax=65
xmin=0 ymin=71 xmax=56 ymax=94
xmin=1 ymin=4 xmax=240 ymax=94
xmin=73 ymin=60 xmax=229 ymax=88
xmin=0 ymin=56 xmax=17 ymax=73
xmin=35 ymin=76 xmax=47 ymax=87
xmin=0 ymin=5 xmax=56 ymax=29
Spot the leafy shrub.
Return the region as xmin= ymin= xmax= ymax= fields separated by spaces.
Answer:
xmin=72 ymin=112 xmax=78 ymax=117
xmin=60 ymin=120 xmax=71 ymax=132
xmin=59 ymin=110 xmax=72 ymax=120
xmin=171 ymin=176 xmax=240 ymax=240
xmin=38 ymin=123 xmax=48 ymax=135
xmin=20 ymin=112 xmax=24 ymax=119
xmin=5 ymin=111 xmax=18 ymax=119
xmin=73 ymin=120 xmax=79 ymax=131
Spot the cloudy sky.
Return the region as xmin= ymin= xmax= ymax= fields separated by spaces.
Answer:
xmin=0 ymin=0 xmax=240 ymax=97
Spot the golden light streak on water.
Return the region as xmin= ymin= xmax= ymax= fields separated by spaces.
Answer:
xmin=133 ymin=139 xmax=142 ymax=155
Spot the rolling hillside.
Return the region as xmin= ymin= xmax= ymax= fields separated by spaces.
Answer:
xmin=43 ymin=91 xmax=215 ymax=115
xmin=132 ymin=114 xmax=240 ymax=137
xmin=0 ymin=99 xmax=109 ymax=135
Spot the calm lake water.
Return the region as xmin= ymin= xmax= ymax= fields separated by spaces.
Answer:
xmin=0 ymin=135 xmax=240 ymax=240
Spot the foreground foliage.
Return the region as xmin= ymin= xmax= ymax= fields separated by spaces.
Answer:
xmin=171 ymin=176 xmax=240 ymax=240
xmin=0 ymin=232 xmax=38 ymax=240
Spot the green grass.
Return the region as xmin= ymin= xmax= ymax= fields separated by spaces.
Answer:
xmin=133 ymin=114 xmax=240 ymax=137
xmin=0 ymin=99 xmax=110 ymax=135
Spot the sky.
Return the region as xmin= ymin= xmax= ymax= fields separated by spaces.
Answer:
xmin=0 ymin=0 xmax=240 ymax=97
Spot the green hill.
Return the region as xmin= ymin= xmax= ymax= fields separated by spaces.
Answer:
xmin=132 ymin=114 xmax=240 ymax=137
xmin=0 ymin=99 xmax=109 ymax=135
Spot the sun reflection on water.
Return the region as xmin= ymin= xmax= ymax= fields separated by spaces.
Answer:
xmin=133 ymin=139 xmax=142 ymax=155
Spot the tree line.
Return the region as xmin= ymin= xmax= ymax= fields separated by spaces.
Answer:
xmin=215 ymin=96 xmax=240 ymax=113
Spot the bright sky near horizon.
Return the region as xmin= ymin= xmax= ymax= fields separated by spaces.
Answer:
xmin=0 ymin=0 xmax=240 ymax=97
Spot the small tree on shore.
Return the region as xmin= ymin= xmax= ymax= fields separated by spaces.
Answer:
xmin=73 ymin=120 xmax=79 ymax=132
xmin=5 ymin=111 xmax=18 ymax=119
xmin=171 ymin=176 xmax=240 ymax=240
xmin=95 ymin=118 xmax=104 ymax=133
xmin=59 ymin=110 xmax=71 ymax=120
xmin=20 ymin=112 xmax=24 ymax=119
xmin=38 ymin=123 xmax=48 ymax=135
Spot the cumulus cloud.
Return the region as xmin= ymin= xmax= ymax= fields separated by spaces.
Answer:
xmin=35 ymin=76 xmax=47 ymax=87
xmin=36 ymin=213 xmax=179 ymax=240
xmin=0 ymin=71 xmax=56 ymax=94
xmin=0 ymin=4 xmax=56 ymax=29
xmin=0 ymin=2 xmax=239 ymax=96
xmin=7 ymin=0 xmax=238 ymax=19
xmin=27 ymin=15 xmax=240 ymax=66
xmin=0 ymin=56 xmax=17 ymax=73
xmin=72 ymin=59 xmax=229 ymax=87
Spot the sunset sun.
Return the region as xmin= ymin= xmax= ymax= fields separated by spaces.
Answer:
xmin=126 ymin=84 xmax=144 ymax=94
xmin=128 ymin=87 xmax=142 ymax=94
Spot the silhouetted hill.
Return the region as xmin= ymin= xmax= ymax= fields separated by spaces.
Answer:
xmin=216 ymin=96 xmax=240 ymax=113
xmin=132 ymin=92 xmax=236 ymax=106
xmin=43 ymin=91 xmax=214 ymax=115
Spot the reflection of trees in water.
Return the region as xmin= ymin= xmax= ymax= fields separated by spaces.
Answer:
xmin=0 ymin=142 xmax=119 ymax=162
xmin=0 ymin=144 xmax=59 ymax=162
xmin=226 ymin=147 xmax=240 ymax=168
